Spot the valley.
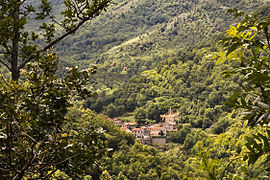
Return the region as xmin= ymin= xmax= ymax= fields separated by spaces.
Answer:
xmin=0 ymin=0 xmax=269 ymax=179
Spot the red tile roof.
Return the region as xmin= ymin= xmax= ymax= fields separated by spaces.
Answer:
xmin=151 ymin=127 xmax=163 ymax=130
xmin=132 ymin=128 xmax=141 ymax=131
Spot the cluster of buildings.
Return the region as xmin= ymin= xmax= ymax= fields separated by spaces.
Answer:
xmin=111 ymin=109 xmax=180 ymax=145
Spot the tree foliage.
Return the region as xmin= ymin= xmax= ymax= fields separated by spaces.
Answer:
xmin=217 ymin=9 xmax=270 ymax=171
xmin=0 ymin=54 xmax=107 ymax=179
xmin=0 ymin=0 xmax=112 ymax=80
xmin=0 ymin=1 xmax=114 ymax=177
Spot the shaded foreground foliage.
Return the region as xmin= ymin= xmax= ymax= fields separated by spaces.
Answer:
xmin=0 ymin=54 xmax=107 ymax=179
xmin=0 ymin=0 xmax=112 ymax=81
xmin=0 ymin=0 xmax=114 ymax=179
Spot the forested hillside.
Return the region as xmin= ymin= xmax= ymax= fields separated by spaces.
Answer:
xmin=0 ymin=0 xmax=269 ymax=179
xmin=56 ymin=0 xmax=265 ymax=67
xmin=71 ymin=0 xmax=269 ymax=130
xmin=78 ymin=1 xmax=269 ymax=178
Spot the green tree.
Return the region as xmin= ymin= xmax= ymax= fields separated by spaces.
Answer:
xmin=183 ymin=129 xmax=207 ymax=151
xmin=217 ymin=9 xmax=270 ymax=171
xmin=212 ymin=115 xmax=235 ymax=134
xmin=134 ymin=107 xmax=146 ymax=125
xmin=146 ymin=102 xmax=161 ymax=122
xmin=0 ymin=0 xmax=112 ymax=81
xmin=0 ymin=55 xmax=107 ymax=179
xmin=105 ymin=103 xmax=118 ymax=118
xmin=169 ymin=125 xmax=191 ymax=144
xmin=100 ymin=170 xmax=112 ymax=180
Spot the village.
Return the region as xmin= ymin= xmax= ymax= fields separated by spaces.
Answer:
xmin=110 ymin=109 xmax=180 ymax=145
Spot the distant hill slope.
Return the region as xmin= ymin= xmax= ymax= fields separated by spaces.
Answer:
xmin=52 ymin=0 xmax=268 ymax=87
xmin=55 ymin=0 xmax=266 ymax=65
xmin=67 ymin=0 xmax=269 ymax=127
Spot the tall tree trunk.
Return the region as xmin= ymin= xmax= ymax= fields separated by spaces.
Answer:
xmin=11 ymin=2 xmax=20 ymax=81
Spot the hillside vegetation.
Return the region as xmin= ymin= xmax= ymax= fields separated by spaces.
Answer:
xmin=0 ymin=0 xmax=269 ymax=179
xmin=75 ymin=0 xmax=269 ymax=130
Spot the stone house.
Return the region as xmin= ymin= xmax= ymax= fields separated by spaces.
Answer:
xmin=163 ymin=122 xmax=177 ymax=132
xmin=160 ymin=108 xmax=180 ymax=123
xmin=131 ymin=126 xmax=151 ymax=144
xmin=132 ymin=126 xmax=150 ymax=139
xmin=150 ymin=126 xmax=165 ymax=136
xmin=152 ymin=137 xmax=166 ymax=145
xmin=120 ymin=109 xmax=180 ymax=145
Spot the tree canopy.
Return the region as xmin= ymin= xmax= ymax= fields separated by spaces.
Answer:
xmin=217 ymin=9 xmax=270 ymax=170
xmin=0 ymin=0 xmax=114 ymax=178
xmin=0 ymin=0 xmax=112 ymax=81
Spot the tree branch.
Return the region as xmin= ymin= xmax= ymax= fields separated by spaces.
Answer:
xmin=2 ymin=44 xmax=11 ymax=55
xmin=54 ymin=153 xmax=79 ymax=167
xmin=67 ymin=0 xmax=85 ymax=20
xmin=6 ymin=122 xmax=18 ymax=175
xmin=0 ymin=59 xmax=12 ymax=71
xmin=18 ymin=0 xmax=111 ymax=70
xmin=0 ymin=51 xmax=9 ymax=54
xmin=34 ymin=153 xmax=79 ymax=179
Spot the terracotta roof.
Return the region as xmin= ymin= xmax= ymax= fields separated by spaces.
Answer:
xmin=132 ymin=128 xmax=141 ymax=131
xmin=151 ymin=127 xmax=163 ymax=130
xmin=126 ymin=122 xmax=137 ymax=125
xmin=114 ymin=120 xmax=122 ymax=123
xmin=150 ymin=124 xmax=162 ymax=128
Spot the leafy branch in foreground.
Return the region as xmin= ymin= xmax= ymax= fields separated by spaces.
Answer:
xmin=217 ymin=9 xmax=270 ymax=171
xmin=0 ymin=54 xmax=107 ymax=179
xmin=0 ymin=0 xmax=113 ymax=81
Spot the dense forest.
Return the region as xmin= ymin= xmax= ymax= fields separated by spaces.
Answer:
xmin=0 ymin=0 xmax=269 ymax=179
